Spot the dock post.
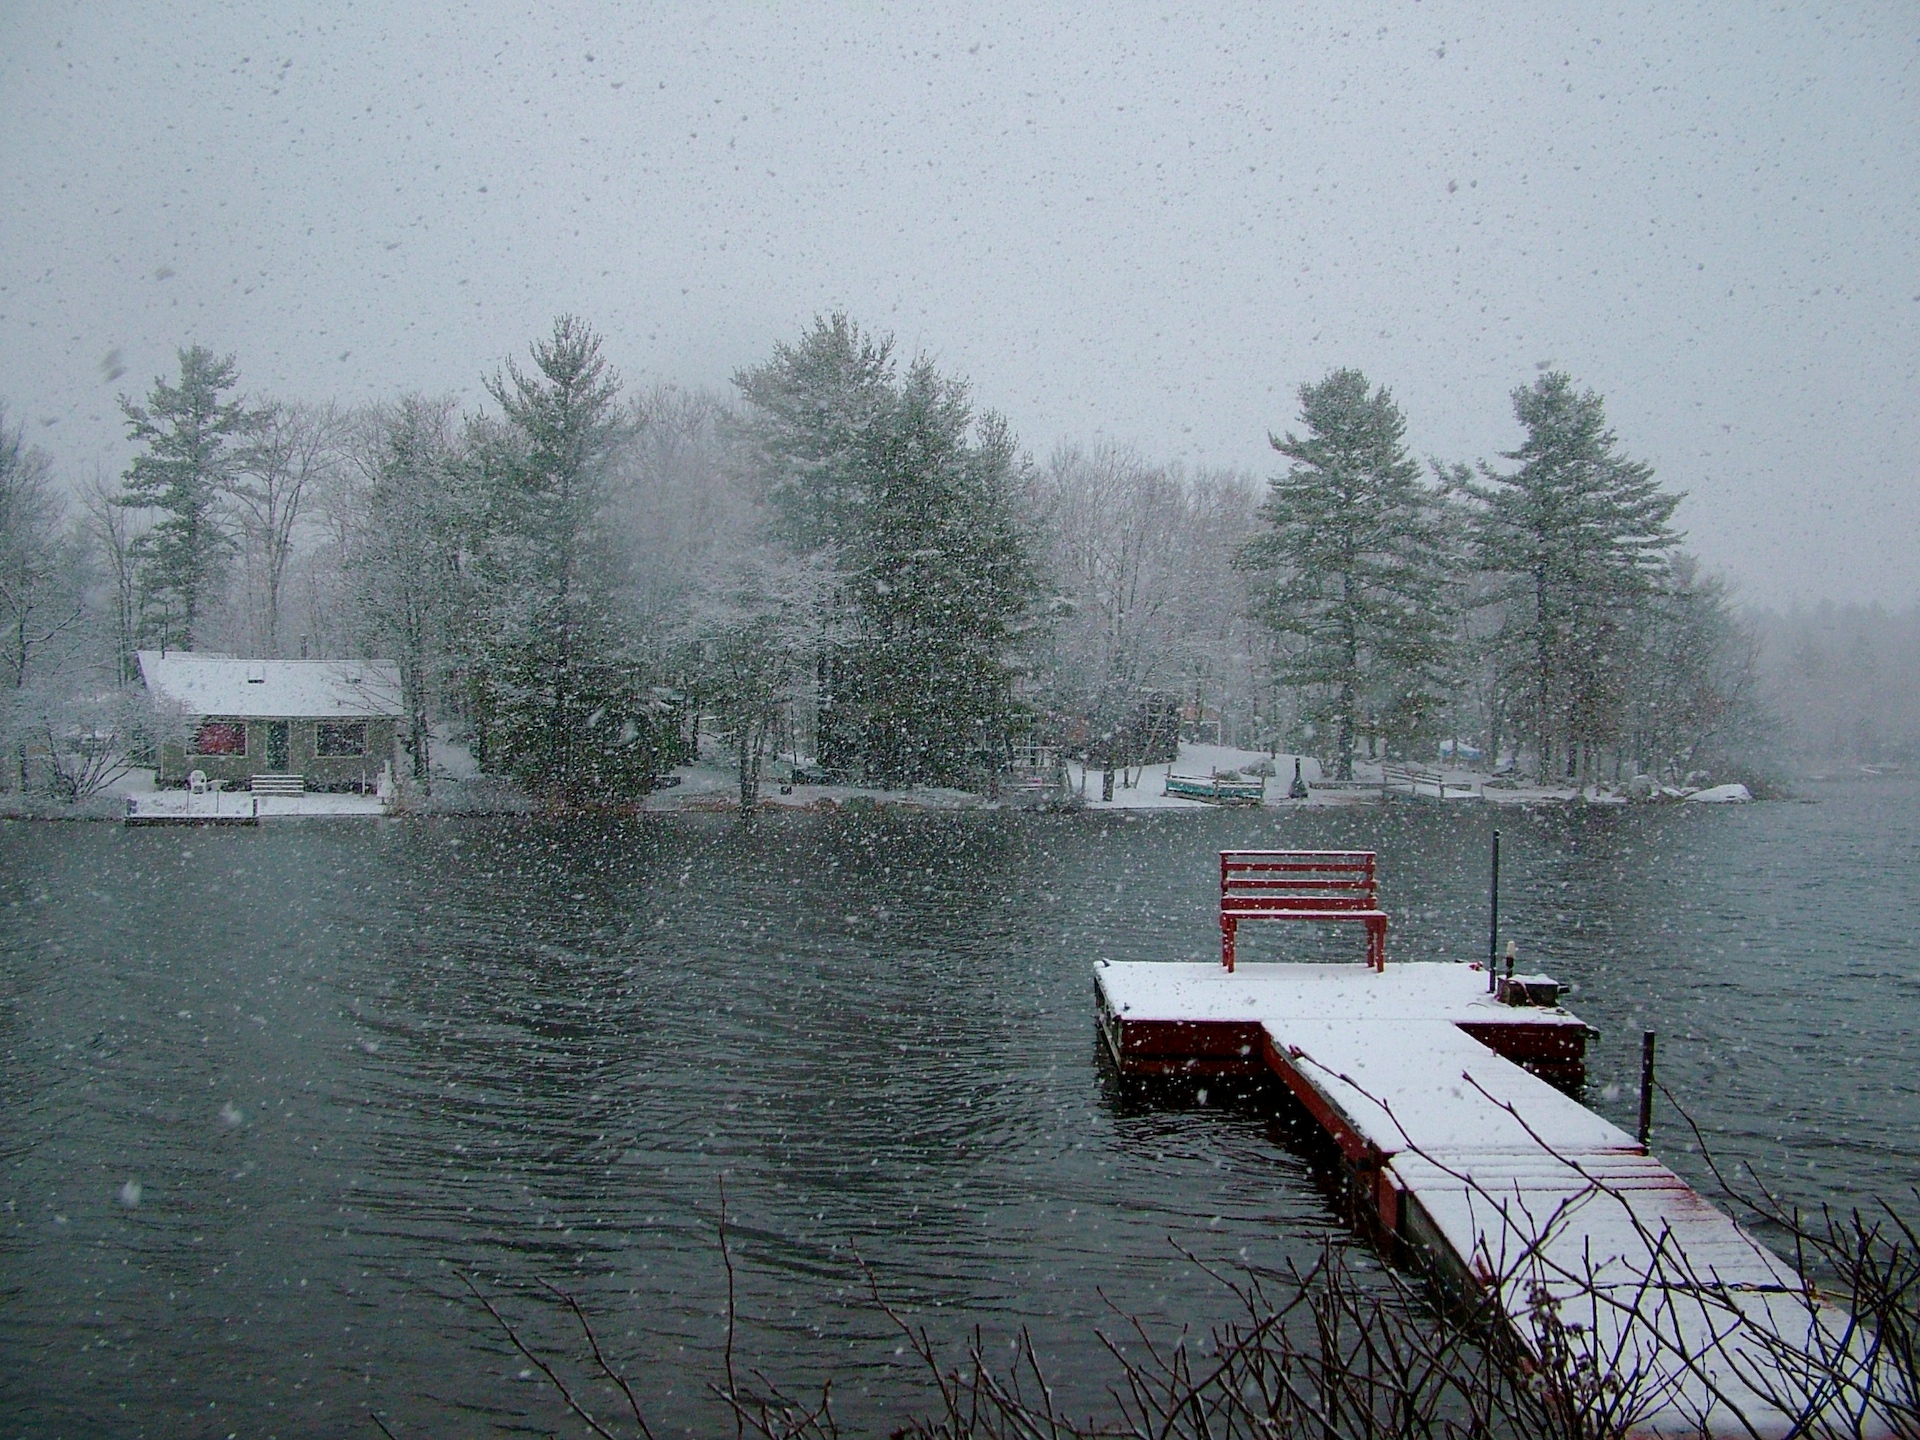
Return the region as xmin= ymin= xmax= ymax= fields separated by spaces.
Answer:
xmin=1487 ymin=830 xmax=1500 ymax=993
xmin=1638 ymin=1030 xmax=1657 ymax=1147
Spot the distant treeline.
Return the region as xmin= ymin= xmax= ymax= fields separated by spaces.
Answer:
xmin=1750 ymin=604 xmax=1920 ymax=768
xmin=0 ymin=313 xmax=1788 ymax=806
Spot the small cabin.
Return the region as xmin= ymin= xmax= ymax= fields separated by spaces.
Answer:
xmin=138 ymin=651 xmax=403 ymax=793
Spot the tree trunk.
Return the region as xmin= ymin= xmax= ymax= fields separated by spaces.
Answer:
xmin=738 ymin=712 xmax=765 ymax=815
xmin=1336 ymin=680 xmax=1355 ymax=781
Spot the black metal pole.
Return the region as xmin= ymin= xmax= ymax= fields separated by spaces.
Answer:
xmin=1487 ymin=830 xmax=1501 ymax=993
xmin=1637 ymin=1031 xmax=1657 ymax=1147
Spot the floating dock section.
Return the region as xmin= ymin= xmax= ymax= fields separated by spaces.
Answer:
xmin=1096 ymin=849 xmax=1882 ymax=1437
xmin=1096 ymin=960 xmax=1869 ymax=1436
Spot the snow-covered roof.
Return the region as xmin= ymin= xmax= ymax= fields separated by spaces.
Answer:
xmin=138 ymin=651 xmax=404 ymax=719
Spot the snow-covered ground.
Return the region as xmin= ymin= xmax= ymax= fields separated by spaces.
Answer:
xmin=18 ymin=738 xmax=1748 ymax=822
xmin=1067 ymin=744 xmax=1752 ymax=811
xmin=641 ymin=758 xmax=986 ymax=813
xmin=1066 ymin=744 xmax=1329 ymax=810
xmin=641 ymin=741 xmax=1755 ymax=814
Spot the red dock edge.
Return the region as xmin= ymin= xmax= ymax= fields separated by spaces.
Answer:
xmin=1098 ymin=1006 xmax=1590 ymax=1088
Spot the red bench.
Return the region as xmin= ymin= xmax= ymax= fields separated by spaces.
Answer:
xmin=1220 ymin=850 xmax=1388 ymax=972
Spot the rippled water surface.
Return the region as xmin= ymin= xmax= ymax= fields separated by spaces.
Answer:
xmin=2 ymin=780 xmax=1915 ymax=1436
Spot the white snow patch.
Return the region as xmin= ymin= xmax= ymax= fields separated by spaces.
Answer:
xmin=1685 ymin=782 xmax=1753 ymax=803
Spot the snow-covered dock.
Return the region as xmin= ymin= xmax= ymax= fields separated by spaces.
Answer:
xmin=1094 ymin=958 xmax=1872 ymax=1436
xmin=123 ymin=789 xmax=388 ymax=822
xmin=123 ymin=790 xmax=260 ymax=825
xmin=1096 ymin=959 xmax=1593 ymax=1083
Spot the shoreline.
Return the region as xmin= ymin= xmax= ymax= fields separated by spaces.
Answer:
xmin=1 ymin=742 xmax=1872 ymax=823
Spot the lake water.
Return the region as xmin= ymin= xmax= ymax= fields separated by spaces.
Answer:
xmin=2 ymin=780 xmax=1915 ymax=1437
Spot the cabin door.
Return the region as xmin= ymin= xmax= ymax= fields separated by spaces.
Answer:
xmin=265 ymin=722 xmax=290 ymax=771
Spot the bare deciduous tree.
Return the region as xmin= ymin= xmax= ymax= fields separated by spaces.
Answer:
xmin=79 ymin=471 xmax=146 ymax=688
xmin=0 ymin=408 xmax=85 ymax=791
xmin=232 ymin=400 xmax=343 ymax=656
xmin=683 ymin=543 xmax=835 ymax=813
xmin=1030 ymin=445 xmax=1261 ymax=762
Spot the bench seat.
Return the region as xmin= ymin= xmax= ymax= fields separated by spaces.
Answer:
xmin=1220 ymin=851 xmax=1389 ymax=971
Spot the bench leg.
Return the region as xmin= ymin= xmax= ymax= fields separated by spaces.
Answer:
xmin=1222 ymin=918 xmax=1236 ymax=972
xmin=1368 ymin=916 xmax=1387 ymax=971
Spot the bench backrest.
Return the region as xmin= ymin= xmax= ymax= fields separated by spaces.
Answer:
xmin=1220 ymin=850 xmax=1378 ymax=916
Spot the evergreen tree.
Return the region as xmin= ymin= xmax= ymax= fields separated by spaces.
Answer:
xmin=854 ymin=364 xmax=1034 ymax=784
xmin=118 ymin=345 xmax=257 ymax=650
xmin=734 ymin=313 xmax=895 ymax=556
xmin=733 ymin=316 xmax=895 ymax=772
xmin=471 ymin=316 xmax=658 ymax=805
xmin=735 ymin=316 xmax=1036 ymax=787
xmin=1468 ymin=372 xmax=1680 ymax=780
xmin=1237 ymin=369 xmax=1454 ymax=779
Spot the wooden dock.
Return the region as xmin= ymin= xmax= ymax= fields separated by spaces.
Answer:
xmin=1094 ymin=849 xmax=1882 ymax=1437
xmin=124 ymin=792 xmax=260 ymax=825
xmin=1096 ymin=962 xmax=1872 ymax=1436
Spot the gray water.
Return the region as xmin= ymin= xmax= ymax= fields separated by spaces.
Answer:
xmin=2 ymin=781 xmax=1915 ymax=1437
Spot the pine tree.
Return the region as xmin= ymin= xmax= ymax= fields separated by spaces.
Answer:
xmin=735 ymin=317 xmax=1035 ymax=787
xmin=471 ymin=316 xmax=657 ymax=805
xmin=734 ymin=312 xmax=895 ymax=557
xmin=854 ymin=363 xmax=1034 ymax=785
xmin=733 ymin=315 xmax=895 ymax=772
xmin=1468 ymin=372 xmax=1680 ymax=780
xmin=1237 ymin=369 xmax=1454 ymax=779
xmin=118 ymin=346 xmax=257 ymax=650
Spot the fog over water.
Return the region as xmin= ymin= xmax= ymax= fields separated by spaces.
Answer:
xmin=2 ymin=2 xmax=1915 ymax=607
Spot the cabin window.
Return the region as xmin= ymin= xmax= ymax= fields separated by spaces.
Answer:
xmin=315 ymin=721 xmax=366 ymax=757
xmin=189 ymin=720 xmax=248 ymax=756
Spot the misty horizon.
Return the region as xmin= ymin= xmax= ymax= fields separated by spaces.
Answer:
xmin=2 ymin=2 xmax=1915 ymax=610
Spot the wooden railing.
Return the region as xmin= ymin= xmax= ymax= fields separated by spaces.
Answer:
xmin=1380 ymin=764 xmax=1481 ymax=799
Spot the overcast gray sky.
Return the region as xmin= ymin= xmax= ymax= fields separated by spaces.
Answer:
xmin=2 ymin=1 xmax=1914 ymax=607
